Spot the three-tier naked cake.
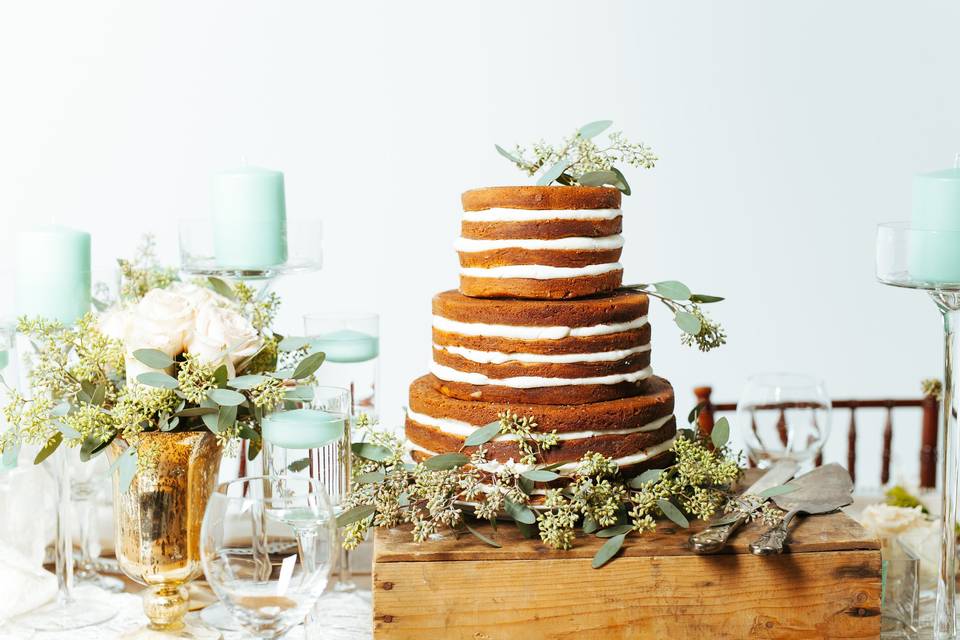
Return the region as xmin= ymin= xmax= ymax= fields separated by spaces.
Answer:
xmin=407 ymin=186 xmax=677 ymax=486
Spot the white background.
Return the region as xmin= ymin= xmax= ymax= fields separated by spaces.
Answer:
xmin=2 ymin=0 xmax=959 ymax=488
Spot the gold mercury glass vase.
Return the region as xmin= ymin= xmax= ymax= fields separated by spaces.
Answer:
xmin=109 ymin=430 xmax=222 ymax=636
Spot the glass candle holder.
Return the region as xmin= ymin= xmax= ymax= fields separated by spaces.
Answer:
xmin=303 ymin=312 xmax=379 ymax=420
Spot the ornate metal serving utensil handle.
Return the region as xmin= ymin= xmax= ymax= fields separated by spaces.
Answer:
xmin=689 ymin=513 xmax=749 ymax=554
xmin=748 ymin=508 xmax=801 ymax=555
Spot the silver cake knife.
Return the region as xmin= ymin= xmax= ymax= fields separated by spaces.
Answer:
xmin=688 ymin=459 xmax=800 ymax=554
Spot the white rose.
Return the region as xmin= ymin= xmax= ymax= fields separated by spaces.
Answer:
xmin=858 ymin=504 xmax=928 ymax=538
xmin=166 ymin=282 xmax=232 ymax=312
xmin=124 ymin=289 xmax=195 ymax=383
xmin=186 ymin=306 xmax=262 ymax=376
xmin=97 ymin=307 xmax=133 ymax=343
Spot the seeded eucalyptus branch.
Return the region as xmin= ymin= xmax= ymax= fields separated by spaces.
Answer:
xmin=621 ymin=281 xmax=727 ymax=352
xmin=339 ymin=412 xmax=752 ymax=569
xmin=496 ymin=120 xmax=657 ymax=194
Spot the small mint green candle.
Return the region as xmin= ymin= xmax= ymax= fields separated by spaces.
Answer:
xmin=0 ymin=351 xmax=8 ymax=371
xmin=310 ymin=329 xmax=379 ymax=364
xmin=14 ymin=225 xmax=91 ymax=324
xmin=262 ymin=409 xmax=345 ymax=449
xmin=910 ymin=168 xmax=960 ymax=283
xmin=212 ymin=166 xmax=288 ymax=269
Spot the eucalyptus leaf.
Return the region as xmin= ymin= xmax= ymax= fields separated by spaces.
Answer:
xmin=202 ymin=411 xmax=220 ymax=433
xmin=136 ymin=372 xmax=179 ymax=389
xmin=687 ymin=401 xmax=706 ymax=425
xmin=90 ymin=384 xmax=106 ymax=407
xmin=711 ymin=417 xmax=730 ymax=449
xmin=246 ymin=437 xmax=262 ymax=461
xmin=208 ymin=277 xmax=236 ymax=300
xmin=592 ymin=533 xmax=626 ymax=569
xmin=422 ymin=452 xmax=469 ymax=471
xmin=132 ymin=348 xmax=174 ymax=369
xmin=1 ymin=442 xmax=19 ymax=469
xmin=464 ymin=522 xmax=501 ymax=548
xmin=213 ymin=365 xmax=228 ymax=388
xmin=51 ymin=401 xmax=71 ymax=417
xmin=689 ymin=294 xmax=725 ymax=304
xmin=57 ymin=422 xmax=81 ymax=439
xmin=596 ymin=523 xmax=633 ymax=538
xmin=537 ymin=160 xmax=569 ymax=186
xmin=514 ymin=520 xmax=538 ymax=539
xmin=284 ymin=386 xmax=315 ymax=402
xmin=351 ymin=442 xmax=393 ymax=462
xmin=34 ymin=432 xmax=63 ymax=464
xmin=287 ymin=458 xmax=311 ymax=473
xmin=79 ymin=380 xmax=96 ymax=402
xmin=578 ymin=170 xmax=619 ymax=187
xmin=336 ymin=504 xmax=375 ymax=528
xmin=675 ymin=310 xmax=702 ymax=336
xmin=518 ymin=476 xmax=534 ymax=496
xmin=520 ymin=469 xmax=560 ymax=482
xmin=628 ymin=468 xmax=663 ymax=488
xmin=218 ymin=405 xmax=238 ymax=433
xmin=357 ymin=471 xmax=386 ymax=484
xmin=578 ymin=120 xmax=613 ymax=139
xmin=292 ymin=352 xmax=326 ymax=380
xmin=503 ymin=499 xmax=536 ymax=525
xmin=652 ymin=280 xmax=691 ymax=301
xmin=237 ymin=425 xmax=259 ymax=441
xmin=758 ymin=484 xmax=799 ymax=498
xmin=582 ymin=516 xmax=599 ymax=534
xmin=164 ymin=416 xmax=180 ymax=431
xmin=208 ymin=388 xmax=247 ymax=407
xmin=278 ymin=336 xmax=312 ymax=352
xmin=172 ymin=406 xmax=218 ymax=418
xmin=610 ymin=167 xmax=632 ymax=196
xmin=115 ymin=446 xmax=138 ymax=493
xmin=229 ymin=375 xmax=270 ymax=390
xmin=657 ymin=498 xmax=690 ymax=528
xmin=463 ymin=421 xmax=502 ymax=447
xmin=495 ymin=144 xmax=523 ymax=165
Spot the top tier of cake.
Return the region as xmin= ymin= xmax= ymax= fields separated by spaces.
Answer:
xmin=457 ymin=186 xmax=624 ymax=300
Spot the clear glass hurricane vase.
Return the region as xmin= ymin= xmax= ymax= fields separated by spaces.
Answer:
xmin=876 ymin=222 xmax=960 ymax=638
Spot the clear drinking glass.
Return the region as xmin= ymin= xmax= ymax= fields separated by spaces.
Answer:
xmin=303 ymin=313 xmax=379 ymax=420
xmin=201 ymin=475 xmax=336 ymax=639
xmin=735 ymin=373 xmax=831 ymax=467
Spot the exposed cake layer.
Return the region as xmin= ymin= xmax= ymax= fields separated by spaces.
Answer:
xmin=431 ymin=290 xmax=651 ymax=404
xmin=458 ymin=186 xmax=624 ymax=299
xmin=406 ymin=374 xmax=676 ymax=471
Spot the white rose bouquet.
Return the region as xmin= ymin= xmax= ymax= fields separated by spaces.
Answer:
xmin=0 ymin=250 xmax=322 ymax=487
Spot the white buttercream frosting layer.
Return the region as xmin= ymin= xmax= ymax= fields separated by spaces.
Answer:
xmin=460 ymin=262 xmax=622 ymax=280
xmin=432 ymin=314 xmax=648 ymax=340
xmin=462 ymin=208 xmax=622 ymax=223
xmin=406 ymin=409 xmax=672 ymax=441
xmin=454 ymin=235 xmax=624 ymax=252
xmin=433 ymin=343 xmax=650 ymax=365
xmin=429 ymin=362 xmax=653 ymax=388
xmin=407 ymin=436 xmax=676 ymax=474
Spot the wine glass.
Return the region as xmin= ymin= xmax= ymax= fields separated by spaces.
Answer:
xmin=735 ymin=373 xmax=831 ymax=467
xmin=200 ymin=475 xmax=336 ymax=639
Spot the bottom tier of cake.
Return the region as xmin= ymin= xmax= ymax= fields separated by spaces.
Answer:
xmin=405 ymin=373 xmax=677 ymax=477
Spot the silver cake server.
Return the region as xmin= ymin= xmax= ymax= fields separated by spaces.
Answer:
xmin=689 ymin=459 xmax=799 ymax=554
xmin=748 ymin=462 xmax=854 ymax=556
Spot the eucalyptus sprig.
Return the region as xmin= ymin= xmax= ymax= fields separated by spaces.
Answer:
xmin=338 ymin=412 xmax=749 ymax=569
xmin=622 ymin=281 xmax=727 ymax=352
xmin=496 ymin=120 xmax=656 ymax=194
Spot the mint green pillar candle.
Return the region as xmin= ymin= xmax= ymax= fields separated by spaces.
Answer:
xmin=310 ymin=329 xmax=379 ymax=363
xmin=14 ymin=225 xmax=91 ymax=324
xmin=261 ymin=409 xmax=345 ymax=449
xmin=910 ymin=168 xmax=960 ymax=284
xmin=212 ymin=166 xmax=288 ymax=269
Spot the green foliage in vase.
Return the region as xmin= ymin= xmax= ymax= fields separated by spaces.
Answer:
xmin=338 ymin=413 xmax=746 ymax=569
xmin=0 ymin=245 xmax=321 ymax=489
xmin=496 ymin=120 xmax=657 ymax=194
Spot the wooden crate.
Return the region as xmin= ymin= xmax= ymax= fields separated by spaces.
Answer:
xmin=372 ymin=509 xmax=881 ymax=639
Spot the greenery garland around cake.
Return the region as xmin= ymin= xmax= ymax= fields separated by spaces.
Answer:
xmin=498 ymin=120 xmax=726 ymax=353
xmin=339 ymin=409 xmax=787 ymax=568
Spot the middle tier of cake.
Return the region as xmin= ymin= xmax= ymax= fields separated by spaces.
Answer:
xmin=430 ymin=288 xmax=652 ymax=405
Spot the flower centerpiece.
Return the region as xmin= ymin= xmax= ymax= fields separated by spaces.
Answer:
xmin=0 ymin=244 xmax=322 ymax=633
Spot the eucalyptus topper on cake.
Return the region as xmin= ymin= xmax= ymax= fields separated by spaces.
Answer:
xmin=496 ymin=120 xmax=727 ymax=351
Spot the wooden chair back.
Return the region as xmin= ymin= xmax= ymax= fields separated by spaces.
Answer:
xmin=692 ymin=386 xmax=940 ymax=488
